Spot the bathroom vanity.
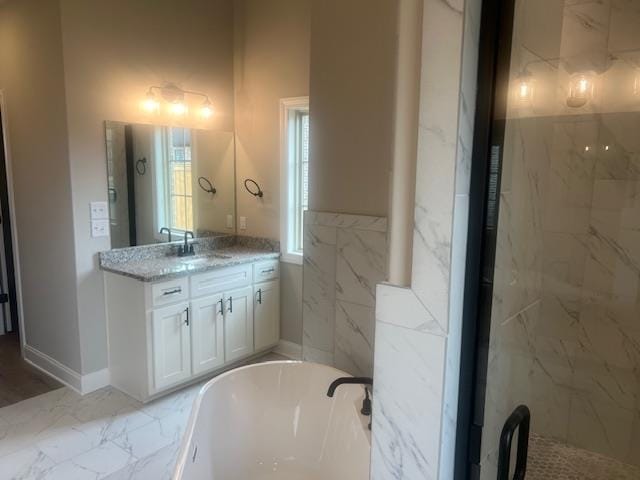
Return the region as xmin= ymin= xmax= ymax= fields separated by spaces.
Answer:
xmin=100 ymin=238 xmax=280 ymax=402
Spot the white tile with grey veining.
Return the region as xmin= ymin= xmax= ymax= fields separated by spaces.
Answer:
xmin=336 ymin=228 xmax=387 ymax=308
xmin=370 ymin=322 xmax=446 ymax=480
xmin=334 ymin=300 xmax=375 ymax=377
xmin=301 ymin=344 xmax=334 ymax=366
xmin=304 ymin=211 xmax=387 ymax=232
xmin=375 ymin=284 xmax=444 ymax=334
xmin=302 ymin=223 xmax=337 ymax=353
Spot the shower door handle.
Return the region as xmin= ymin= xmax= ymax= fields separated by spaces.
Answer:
xmin=497 ymin=405 xmax=530 ymax=480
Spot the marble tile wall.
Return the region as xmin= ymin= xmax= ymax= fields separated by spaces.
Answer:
xmin=302 ymin=211 xmax=388 ymax=378
xmin=370 ymin=0 xmax=481 ymax=478
xmin=481 ymin=111 xmax=640 ymax=474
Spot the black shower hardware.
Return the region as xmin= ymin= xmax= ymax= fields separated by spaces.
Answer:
xmin=198 ymin=176 xmax=216 ymax=195
xmin=135 ymin=157 xmax=147 ymax=175
xmin=159 ymin=227 xmax=172 ymax=242
xmin=178 ymin=231 xmax=195 ymax=257
xmin=497 ymin=405 xmax=530 ymax=480
xmin=327 ymin=377 xmax=374 ymax=430
xmin=244 ymin=178 xmax=263 ymax=198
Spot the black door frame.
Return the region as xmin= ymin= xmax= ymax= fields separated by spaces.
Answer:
xmin=0 ymin=106 xmax=20 ymax=335
xmin=454 ymin=0 xmax=517 ymax=478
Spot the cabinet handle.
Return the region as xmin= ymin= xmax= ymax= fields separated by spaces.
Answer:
xmin=163 ymin=287 xmax=182 ymax=296
xmin=228 ymin=296 xmax=233 ymax=313
xmin=257 ymin=289 xmax=262 ymax=304
xmin=183 ymin=307 xmax=189 ymax=326
xmin=217 ymin=298 xmax=224 ymax=315
xmin=261 ymin=268 xmax=275 ymax=274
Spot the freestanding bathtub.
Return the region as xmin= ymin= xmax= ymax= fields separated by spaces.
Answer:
xmin=173 ymin=361 xmax=371 ymax=480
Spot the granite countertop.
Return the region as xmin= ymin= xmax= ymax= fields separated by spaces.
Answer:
xmin=99 ymin=236 xmax=280 ymax=282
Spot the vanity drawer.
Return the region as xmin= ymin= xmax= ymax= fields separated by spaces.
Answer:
xmin=151 ymin=277 xmax=190 ymax=307
xmin=253 ymin=260 xmax=279 ymax=283
xmin=190 ymin=264 xmax=253 ymax=298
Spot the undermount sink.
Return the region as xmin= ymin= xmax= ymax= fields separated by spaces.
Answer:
xmin=180 ymin=254 xmax=232 ymax=266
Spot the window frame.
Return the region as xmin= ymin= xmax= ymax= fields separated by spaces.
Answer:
xmin=279 ymin=96 xmax=309 ymax=265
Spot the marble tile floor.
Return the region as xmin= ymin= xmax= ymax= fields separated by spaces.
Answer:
xmin=0 ymin=352 xmax=287 ymax=480
xmin=528 ymin=434 xmax=640 ymax=480
xmin=0 ymin=333 xmax=63 ymax=408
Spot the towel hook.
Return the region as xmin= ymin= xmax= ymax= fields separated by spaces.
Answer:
xmin=135 ymin=157 xmax=147 ymax=175
xmin=198 ymin=176 xmax=216 ymax=194
xmin=244 ymin=178 xmax=263 ymax=198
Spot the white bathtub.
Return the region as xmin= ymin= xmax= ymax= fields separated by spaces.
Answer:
xmin=173 ymin=361 xmax=371 ymax=480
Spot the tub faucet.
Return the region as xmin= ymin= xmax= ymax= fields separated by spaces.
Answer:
xmin=327 ymin=377 xmax=373 ymax=429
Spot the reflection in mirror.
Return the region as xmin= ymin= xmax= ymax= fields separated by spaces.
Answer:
xmin=104 ymin=122 xmax=236 ymax=248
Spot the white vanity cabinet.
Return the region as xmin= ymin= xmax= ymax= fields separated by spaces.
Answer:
xmin=104 ymin=258 xmax=280 ymax=402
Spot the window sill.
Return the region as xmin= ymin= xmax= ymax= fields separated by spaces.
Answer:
xmin=280 ymin=251 xmax=303 ymax=266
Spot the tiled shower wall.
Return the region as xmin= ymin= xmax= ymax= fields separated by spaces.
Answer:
xmin=301 ymin=211 xmax=388 ymax=377
xmin=482 ymin=112 xmax=640 ymax=472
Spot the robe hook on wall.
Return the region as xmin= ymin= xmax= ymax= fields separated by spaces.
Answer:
xmin=198 ymin=176 xmax=217 ymax=194
xmin=135 ymin=157 xmax=147 ymax=175
xmin=244 ymin=178 xmax=263 ymax=198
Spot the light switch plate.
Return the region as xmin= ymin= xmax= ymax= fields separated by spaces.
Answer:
xmin=91 ymin=219 xmax=110 ymax=238
xmin=90 ymin=201 xmax=109 ymax=220
xmin=226 ymin=214 xmax=234 ymax=229
xmin=239 ymin=216 xmax=247 ymax=230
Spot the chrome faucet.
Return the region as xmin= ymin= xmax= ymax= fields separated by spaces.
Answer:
xmin=159 ymin=227 xmax=172 ymax=242
xmin=179 ymin=231 xmax=195 ymax=256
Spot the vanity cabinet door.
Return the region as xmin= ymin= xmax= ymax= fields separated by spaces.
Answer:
xmin=151 ymin=302 xmax=192 ymax=390
xmin=191 ymin=294 xmax=225 ymax=375
xmin=224 ymin=286 xmax=254 ymax=363
xmin=254 ymin=280 xmax=280 ymax=351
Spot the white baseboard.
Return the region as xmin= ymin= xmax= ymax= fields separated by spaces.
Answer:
xmin=80 ymin=368 xmax=110 ymax=394
xmin=274 ymin=340 xmax=302 ymax=360
xmin=23 ymin=345 xmax=109 ymax=395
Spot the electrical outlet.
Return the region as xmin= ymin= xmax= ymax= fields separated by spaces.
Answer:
xmin=239 ymin=216 xmax=247 ymax=230
xmin=226 ymin=214 xmax=234 ymax=229
xmin=90 ymin=201 xmax=109 ymax=220
xmin=91 ymin=219 xmax=110 ymax=238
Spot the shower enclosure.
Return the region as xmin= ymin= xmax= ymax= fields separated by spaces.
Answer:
xmin=459 ymin=0 xmax=640 ymax=478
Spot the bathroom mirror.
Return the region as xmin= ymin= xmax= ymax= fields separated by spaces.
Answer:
xmin=104 ymin=121 xmax=236 ymax=248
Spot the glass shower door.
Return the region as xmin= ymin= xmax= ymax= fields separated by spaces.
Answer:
xmin=475 ymin=0 xmax=640 ymax=478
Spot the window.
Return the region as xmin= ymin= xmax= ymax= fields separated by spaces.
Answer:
xmin=156 ymin=127 xmax=194 ymax=236
xmin=280 ymin=97 xmax=310 ymax=264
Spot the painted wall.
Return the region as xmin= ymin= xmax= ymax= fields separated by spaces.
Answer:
xmin=308 ymin=0 xmax=397 ymax=217
xmin=58 ymin=0 xmax=235 ymax=374
xmin=0 ymin=0 xmax=82 ymax=372
xmin=233 ymin=0 xmax=311 ymax=345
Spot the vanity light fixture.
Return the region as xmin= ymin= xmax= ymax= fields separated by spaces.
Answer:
xmin=200 ymin=99 xmax=214 ymax=119
xmin=514 ymin=71 xmax=534 ymax=105
xmin=142 ymin=84 xmax=215 ymax=119
xmin=142 ymin=90 xmax=160 ymax=113
xmin=567 ymin=72 xmax=595 ymax=108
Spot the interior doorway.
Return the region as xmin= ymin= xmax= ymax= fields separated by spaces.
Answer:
xmin=0 ymin=95 xmax=62 ymax=407
xmin=0 ymin=105 xmax=19 ymax=337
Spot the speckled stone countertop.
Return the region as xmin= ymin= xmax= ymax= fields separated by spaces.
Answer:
xmin=99 ymin=235 xmax=280 ymax=282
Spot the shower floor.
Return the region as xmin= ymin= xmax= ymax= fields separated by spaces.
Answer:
xmin=528 ymin=434 xmax=640 ymax=480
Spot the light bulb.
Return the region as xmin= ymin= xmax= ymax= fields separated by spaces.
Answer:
xmin=170 ymin=102 xmax=188 ymax=116
xmin=514 ymin=72 xmax=534 ymax=105
xmin=142 ymin=91 xmax=159 ymax=113
xmin=200 ymin=100 xmax=214 ymax=118
xmin=567 ymin=72 xmax=594 ymax=108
